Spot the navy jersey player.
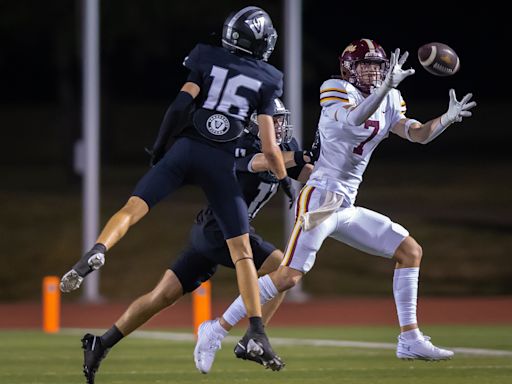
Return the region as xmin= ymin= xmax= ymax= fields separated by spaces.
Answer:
xmin=67 ymin=99 xmax=314 ymax=382
xmin=59 ymin=6 xmax=290 ymax=383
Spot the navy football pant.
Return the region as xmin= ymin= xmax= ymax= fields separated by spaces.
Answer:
xmin=132 ymin=137 xmax=249 ymax=239
xmin=171 ymin=225 xmax=276 ymax=293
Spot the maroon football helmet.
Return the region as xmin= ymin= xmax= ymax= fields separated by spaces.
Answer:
xmin=339 ymin=38 xmax=389 ymax=94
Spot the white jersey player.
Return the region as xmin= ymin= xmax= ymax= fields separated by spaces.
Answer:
xmin=194 ymin=38 xmax=476 ymax=371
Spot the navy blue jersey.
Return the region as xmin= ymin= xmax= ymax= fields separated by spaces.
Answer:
xmin=195 ymin=132 xmax=300 ymax=226
xmin=182 ymin=44 xmax=283 ymax=144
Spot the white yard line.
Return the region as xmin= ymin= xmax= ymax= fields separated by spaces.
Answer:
xmin=62 ymin=328 xmax=512 ymax=357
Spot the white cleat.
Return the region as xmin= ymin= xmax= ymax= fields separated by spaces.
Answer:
xmin=194 ymin=320 xmax=223 ymax=374
xmin=396 ymin=334 xmax=454 ymax=361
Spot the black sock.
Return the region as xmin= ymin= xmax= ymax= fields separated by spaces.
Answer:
xmin=249 ymin=316 xmax=264 ymax=333
xmin=100 ymin=325 xmax=124 ymax=348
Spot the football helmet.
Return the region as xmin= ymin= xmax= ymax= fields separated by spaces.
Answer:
xmin=222 ymin=6 xmax=277 ymax=61
xmin=339 ymin=38 xmax=389 ymax=94
xmin=248 ymin=98 xmax=293 ymax=144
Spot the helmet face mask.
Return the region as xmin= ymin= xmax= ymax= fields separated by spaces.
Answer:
xmin=222 ymin=6 xmax=278 ymax=61
xmin=339 ymin=39 xmax=389 ymax=94
xmin=249 ymin=98 xmax=293 ymax=144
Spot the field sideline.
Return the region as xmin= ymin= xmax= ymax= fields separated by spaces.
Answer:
xmin=2 ymin=325 xmax=511 ymax=384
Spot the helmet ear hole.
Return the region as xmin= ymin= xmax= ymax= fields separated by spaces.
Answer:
xmin=340 ymin=66 xmax=351 ymax=81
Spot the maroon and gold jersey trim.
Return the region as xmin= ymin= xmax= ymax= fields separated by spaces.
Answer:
xmin=282 ymin=185 xmax=315 ymax=267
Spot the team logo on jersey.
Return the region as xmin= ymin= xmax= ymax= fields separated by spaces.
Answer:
xmin=246 ymin=16 xmax=265 ymax=38
xmin=206 ymin=114 xmax=231 ymax=136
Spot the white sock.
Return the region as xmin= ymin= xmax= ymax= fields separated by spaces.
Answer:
xmin=400 ymin=328 xmax=422 ymax=341
xmin=393 ymin=267 xmax=419 ymax=327
xmin=222 ymin=274 xmax=278 ymax=326
xmin=212 ymin=318 xmax=228 ymax=337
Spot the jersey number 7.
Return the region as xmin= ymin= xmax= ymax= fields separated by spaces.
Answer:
xmin=353 ymin=120 xmax=380 ymax=156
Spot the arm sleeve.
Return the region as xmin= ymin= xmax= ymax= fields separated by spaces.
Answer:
xmin=285 ymin=139 xmax=306 ymax=180
xmin=186 ymin=70 xmax=202 ymax=86
xmin=151 ymin=91 xmax=195 ymax=151
xmin=235 ymin=154 xmax=257 ymax=172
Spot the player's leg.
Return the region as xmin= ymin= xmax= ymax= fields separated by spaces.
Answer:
xmin=223 ymin=187 xmax=333 ymax=369
xmin=84 ymin=243 xmax=218 ymax=383
xmin=392 ymin=236 xmax=454 ymax=360
xmin=330 ymin=206 xmax=453 ymax=360
xmin=194 ymin=233 xmax=284 ymax=373
xmin=196 ymin=145 xmax=279 ymax=364
xmin=257 ymin=250 xmax=287 ymax=325
xmin=81 ymin=269 xmax=183 ymax=384
xmin=221 ymin=186 xmax=329 ymax=327
xmin=60 ymin=139 xmax=191 ymax=293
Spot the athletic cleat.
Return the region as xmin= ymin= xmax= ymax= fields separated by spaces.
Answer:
xmin=194 ymin=320 xmax=223 ymax=374
xmin=60 ymin=270 xmax=84 ymax=293
xmin=234 ymin=331 xmax=285 ymax=371
xmin=396 ymin=334 xmax=454 ymax=361
xmin=60 ymin=252 xmax=105 ymax=292
xmin=81 ymin=333 xmax=110 ymax=384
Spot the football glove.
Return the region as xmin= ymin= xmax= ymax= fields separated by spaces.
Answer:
xmin=441 ymin=89 xmax=477 ymax=126
xmin=383 ymin=48 xmax=415 ymax=89
xmin=279 ymin=177 xmax=295 ymax=209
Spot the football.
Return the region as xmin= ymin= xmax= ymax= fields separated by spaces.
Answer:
xmin=417 ymin=42 xmax=460 ymax=76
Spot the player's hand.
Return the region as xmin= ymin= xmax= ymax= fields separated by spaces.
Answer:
xmin=304 ymin=149 xmax=318 ymax=164
xmin=383 ymin=48 xmax=415 ymax=89
xmin=279 ymin=177 xmax=295 ymax=209
xmin=145 ymin=146 xmax=165 ymax=167
xmin=441 ymin=89 xmax=477 ymax=126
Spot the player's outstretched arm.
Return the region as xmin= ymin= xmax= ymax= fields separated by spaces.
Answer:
xmin=257 ymin=114 xmax=287 ymax=180
xmin=339 ymin=48 xmax=415 ymax=126
xmin=394 ymin=89 xmax=476 ymax=143
xmin=248 ymin=150 xmax=311 ymax=172
xmin=147 ymin=82 xmax=199 ymax=166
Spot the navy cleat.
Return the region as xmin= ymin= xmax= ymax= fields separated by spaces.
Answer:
xmin=81 ymin=333 xmax=110 ymax=384
xmin=234 ymin=330 xmax=285 ymax=371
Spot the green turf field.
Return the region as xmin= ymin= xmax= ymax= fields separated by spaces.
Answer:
xmin=1 ymin=325 xmax=511 ymax=384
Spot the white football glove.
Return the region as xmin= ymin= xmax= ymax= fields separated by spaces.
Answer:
xmin=440 ymin=89 xmax=477 ymax=126
xmin=383 ymin=48 xmax=415 ymax=89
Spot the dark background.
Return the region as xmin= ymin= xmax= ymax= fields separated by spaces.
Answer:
xmin=1 ymin=1 xmax=510 ymax=301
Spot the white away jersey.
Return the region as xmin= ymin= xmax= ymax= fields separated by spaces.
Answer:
xmin=309 ymin=78 xmax=407 ymax=204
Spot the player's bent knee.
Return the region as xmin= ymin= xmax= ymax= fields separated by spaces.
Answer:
xmin=273 ymin=266 xmax=303 ymax=292
xmin=257 ymin=250 xmax=284 ymax=276
xmin=394 ymin=236 xmax=423 ymax=266
xmin=151 ymin=270 xmax=183 ymax=307
xmin=123 ymin=196 xmax=149 ymax=222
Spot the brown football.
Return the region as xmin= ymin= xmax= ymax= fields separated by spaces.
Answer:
xmin=418 ymin=42 xmax=460 ymax=76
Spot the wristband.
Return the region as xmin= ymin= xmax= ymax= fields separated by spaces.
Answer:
xmin=404 ymin=119 xmax=421 ymax=142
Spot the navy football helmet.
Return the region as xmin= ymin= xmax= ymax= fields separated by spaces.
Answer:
xmin=222 ymin=6 xmax=277 ymax=61
xmin=248 ymin=98 xmax=293 ymax=144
